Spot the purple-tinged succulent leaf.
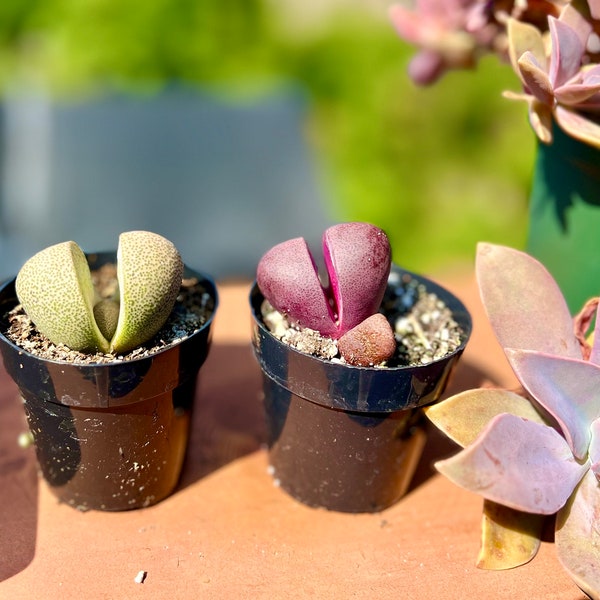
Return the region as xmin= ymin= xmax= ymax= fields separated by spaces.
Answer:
xmin=506 ymin=349 xmax=600 ymax=460
xmin=435 ymin=413 xmax=589 ymax=514
xmin=323 ymin=222 xmax=391 ymax=337
xmin=555 ymin=105 xmax=600 ymax=148
xmin=425 ymin=388 xmax=550 ymax=448
xmin=517 ymin=51 xmax=554 ymax=104
xmin=592 ymin=301 xmax=600 ymax=364
xmin=256 ymin=237 xmax=338 ymax=338
xmin=477 ymin=500 xmax=546 ymax=570
xmin=256 ymin=223 xmax=391 ymax=339
xmin=588 ymin=418 xmax=600 ymax=478
xmin=556 ymin=470 xmax=600 ymax=600
xmin=476 ymin=243 xmax=582 ymax=358
xmin=549 ymin=17 xmax=586 ymax=88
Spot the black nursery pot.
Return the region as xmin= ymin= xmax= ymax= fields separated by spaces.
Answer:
xmin=0 ymin=252 xmax=218 ymax=511
xmin=250 ymin=265 xmax=472 ymax=513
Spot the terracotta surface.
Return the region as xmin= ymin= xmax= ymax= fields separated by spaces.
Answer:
xmin=0 ymin=272 xmax=587 ymax=599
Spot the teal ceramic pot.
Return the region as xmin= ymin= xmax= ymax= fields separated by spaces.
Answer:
xmin=526 ymin=124 xmax=600 ymax=313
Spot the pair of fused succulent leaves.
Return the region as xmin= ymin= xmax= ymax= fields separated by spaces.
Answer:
xmin=256 ymin=222 xmax=392 ymax=339
xmin=15 ymin=231 xmax=183 ymax=355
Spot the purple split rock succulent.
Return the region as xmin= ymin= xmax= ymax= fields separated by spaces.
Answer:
xmin=257 ymin=222 xmax=392 ymax=340
xmin=426 ymin=242 xmax=600 ymax=599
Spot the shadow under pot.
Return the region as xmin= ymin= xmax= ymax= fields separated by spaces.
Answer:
xmin=0 ymin=252 xmax=218 ymax=511
xmin=250 ymin=265 xmax=472 ymax=513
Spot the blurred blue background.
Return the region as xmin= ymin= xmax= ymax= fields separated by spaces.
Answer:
xmin=0 ymin=0 xmax=535 ymax=280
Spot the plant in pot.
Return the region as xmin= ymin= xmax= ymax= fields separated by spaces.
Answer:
xmin=0 ymin=230 xmax=218 ymax=511
xmin=250 ymin=222 xmax=472 ymax=513
xmin=426 ymin=242 xmax=600 ymax=599
xmin=390 ymin=0 xmax=600 ymax=312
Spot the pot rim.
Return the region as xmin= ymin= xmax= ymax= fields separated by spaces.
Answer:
xmin=0 ymin=252 xmax=219 ymax=368
xmin=250 ymin=263 xmax=472 ymax=373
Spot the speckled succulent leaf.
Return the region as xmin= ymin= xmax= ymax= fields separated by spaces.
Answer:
xmin=476 ymin=243 xmax=581 ymax=359
xmin=93 ymin=299 xmax=120 ymax=341
xmin=15 ymin=241 xmax=110 ymax=353
xmin=506 ymin=349 xmax=600 ymax=460
xmin=435 ymin=413 xmax=589 ymax=514
xmin=425 ymin=388 xmax=549 ymax=448
xmin=556 ymin=470 xmax=600 ymax=600
xmin=110 ymin=231 xmax=184 ymax=354
xmin=256 ymin=237 xmax=338 ymax=338
xmin=256 ymin=223 xmax=391 ymax=338
xmin=477 ymin=500 xmax=545 ymax=570
xmin=323 ymin=222 xmax=391 ymax=337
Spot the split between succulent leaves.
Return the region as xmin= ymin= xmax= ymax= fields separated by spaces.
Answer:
xmin=256 ymin=222 xmax=396 ymax=366
xmin=15 ymin=231 xmax=184 ymax=355
xmin=426 ymin=242 xmax=600 ymax=599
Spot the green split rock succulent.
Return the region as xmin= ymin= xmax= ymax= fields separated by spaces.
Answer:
xmin=15 ymin=231 xmax=184 ymax=355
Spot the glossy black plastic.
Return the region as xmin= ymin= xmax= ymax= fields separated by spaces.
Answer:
xmin=250 ymin=265 xmax=472 ymax=512
xmin=0 ymin=253 xmax=218 ymax=511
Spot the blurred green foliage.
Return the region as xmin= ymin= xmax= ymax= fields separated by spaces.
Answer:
xmin=0 ymin=0 xmax=534 ymax=272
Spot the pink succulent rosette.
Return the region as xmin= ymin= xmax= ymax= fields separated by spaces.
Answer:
xmin=390 ymin=0 xmax=600 ymax=147
xmin=427 ymin=242 xmax=600 ymax=599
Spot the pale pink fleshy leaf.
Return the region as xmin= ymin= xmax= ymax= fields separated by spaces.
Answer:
xmin=506 ymin=349 xmax=600 ymax=460
xmin=592 ymin=301 xmax=600 ymax=364
xmin=588 ymin=418 xmax=600 ymax=477
xmin=476 ymin=243 xmax=581 ymax=358
xmin=517 ymin=52 xmax=554 ymax=104
xmin=425 ymin=388 xmax=550 ymax=448
xmin=435 ymin=413 xmax=589 ymax=514
xmin=548 ymin=17 xmax=585 ymax=88
xmin=555 ymin=80 xmax=600 ymax=106
xmin=556 ymin=470 xmax=600 ymax=600
xmin=507 ymin=18 xmax=547 ymax=81
xmin=555 ymin=105 xmax=600 ymax=148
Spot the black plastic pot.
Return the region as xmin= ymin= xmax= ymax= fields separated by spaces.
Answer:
xmin=0 ymin=252 xmax=218 ymax=511
xmin=250 ymin=265 xmax=472 ymax=513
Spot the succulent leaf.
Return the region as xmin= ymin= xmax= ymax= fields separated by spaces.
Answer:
xmin=556 ymin=470 xmax=600 ymax=600
xmin=477 ymin=500 xmax=545 ymax=570
xmin=323 ymin=222 xmax=391 ymax=337
xmin=476 ymin=243 xmax=581 ymax=359
xmin=425 ymin=388 xmax=549 ymax=448
xmin=15 ymin=241 xmax=110 ymax=353
xmin=506 ymin=349 xmax=600 ymax=460
xmin=256 ymin=237 xmax=338 ymax=338
xmin=109 ymin=231 xmax=184 ymax=353
xmin=93 ymin=299 xmax=120 ymax=342
xmin=435 ymin=413 xmax=589 ymax=514
xmin=256 ymin=223 xmax=391 ymax=338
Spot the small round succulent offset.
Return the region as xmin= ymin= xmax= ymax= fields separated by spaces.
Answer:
xmin=257 ymin=222 xmax=396 ymax=365
xmin=15 ymin=231 xmax=184 ymax=355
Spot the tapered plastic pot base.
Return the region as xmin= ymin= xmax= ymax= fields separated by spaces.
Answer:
xmin=251 ymin=265 xmax=471 ymax=513
xmin=0 ymin=253 xmax=218 ymax=511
